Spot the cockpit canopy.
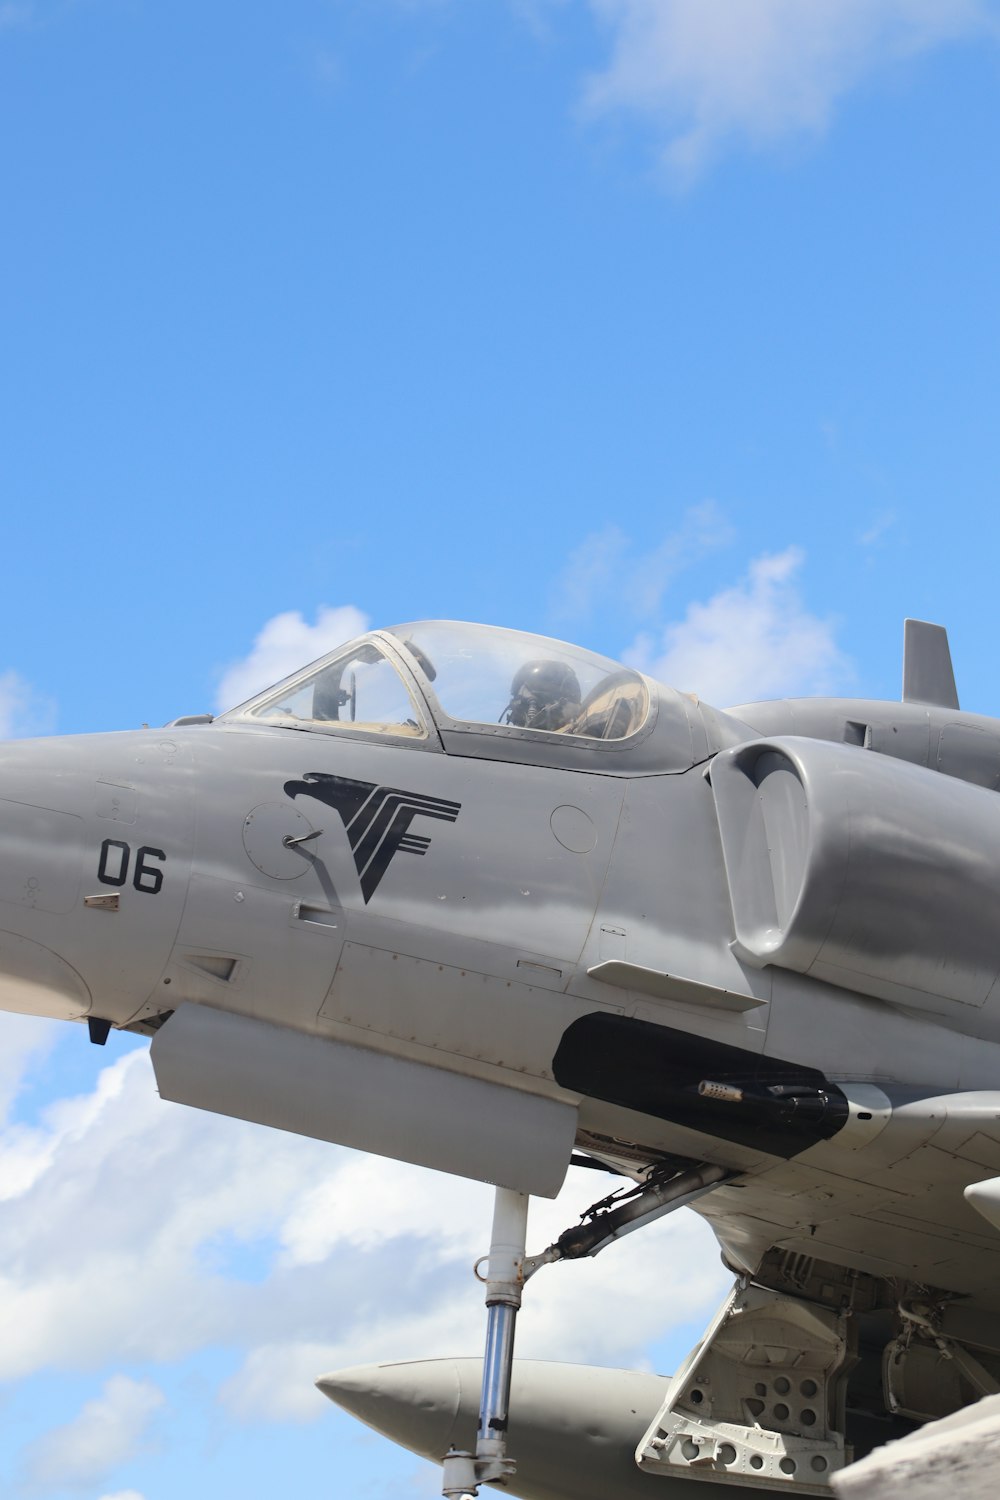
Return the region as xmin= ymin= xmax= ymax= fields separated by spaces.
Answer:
xmin=234 ymin=622 xmax=647 ymax=738
xmin=388 ymin=622 xmax=648 ymax=741
xmin=222 ymin=620 xmax=738 ymax=774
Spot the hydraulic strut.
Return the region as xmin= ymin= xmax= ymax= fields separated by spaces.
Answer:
xmin=525 ymin=1160 xmax=731 ymax=1273
xmin=441 ymin=1187 xmax=528 ymax=1499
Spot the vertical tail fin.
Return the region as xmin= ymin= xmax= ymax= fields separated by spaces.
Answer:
xmin=902 ymin=619 xmax=959 ymax=710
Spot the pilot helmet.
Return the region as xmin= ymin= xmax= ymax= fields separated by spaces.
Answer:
xmin=505 ymin=660 xmax=582 ymax=731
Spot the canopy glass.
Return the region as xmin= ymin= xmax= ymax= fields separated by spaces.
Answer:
xmin=227 ymin=621 xmax=650 ymax=747
xmin=386 ymin=621 xmax=648 ymax=741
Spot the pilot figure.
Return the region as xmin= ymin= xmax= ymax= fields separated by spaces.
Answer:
xmin=504 ymin=660 xmax=582 ymax=732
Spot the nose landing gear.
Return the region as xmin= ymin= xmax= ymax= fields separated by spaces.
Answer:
xmin=441 ymin=1160 xmax=732 ymax=1497
xmin=441 ymin=1188 xmax=528 ymax=1499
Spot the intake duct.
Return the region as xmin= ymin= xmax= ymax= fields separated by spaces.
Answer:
xmin=711 ymin=735 xmax=1000 ymax=1016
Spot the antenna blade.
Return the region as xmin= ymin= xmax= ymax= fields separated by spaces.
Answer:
xmin=903 ymin=619 xmax=959 ymax=709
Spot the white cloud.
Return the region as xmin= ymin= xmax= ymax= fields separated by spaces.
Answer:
xmin=0 ymin=668 xmax=56 ymax=739
xmin=859 ymin=511 xmax=897 ymax=548
xmin=215 ymin=604 xmax=369 ymax=712
xmin=627 ymin=545 xmax=849 ymax=705
xmin=98 ymin=1492 xmax=146 ymax=1500
xmin=632 ymin=500 xmax=735 ymax=615
xmin=278 ymin=1153 xmax=495 ymax=1267
xmin=552 ymin=502 xmax=733 ymax=622
xmin=584 ymin=0 xmax=999 ymax=180
xmin=0 ymin=1041 xmax=728 ymax=1428
xmin=551 ymin=524 xmax=630 ymax=620
xmin=0 ymin=1014 xmax=59 ymax=1129
xmin=23 ymin=1374 xmax=164 ymax=1487
xmin=0 ymin=1049 xmax=343 ymax=1381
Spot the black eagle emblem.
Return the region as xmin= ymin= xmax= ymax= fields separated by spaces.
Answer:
xmin=284 ymin=773 xmax=461 ymax=903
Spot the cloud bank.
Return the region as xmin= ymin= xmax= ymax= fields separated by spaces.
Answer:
xmin=23 ymin=1374 xmax=164 ymax=1488
xmin=552 ymin=502 xmax=734 ymax=623
xmin=0 ymin=668 xmax=55 ymax=739
xmin=215 ymin=605 xmax=369 ymax=712
xmin=0 ymin=1036 xmax=729 ymax=1435
xmin=584 ymin=0 xmax=999 ymax=179
xmin=627 ymin=545 xmax=848 ymax=704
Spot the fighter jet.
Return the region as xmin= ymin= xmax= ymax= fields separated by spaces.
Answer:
xmin=3 ymin=617 xmax=1000 ymax=1497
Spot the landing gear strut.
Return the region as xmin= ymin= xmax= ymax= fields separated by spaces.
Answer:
xmin=440 ymin=1161 xmax=731 ymax=1497
xmin=441 ymin=1187 xmax=528 ymax=1498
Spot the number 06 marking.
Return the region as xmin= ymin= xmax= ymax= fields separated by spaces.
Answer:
xmin=98 ymin=839 xmax=166 ymax=895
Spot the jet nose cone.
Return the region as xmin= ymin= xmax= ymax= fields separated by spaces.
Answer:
xmin=317 ymin=1357 xmax=676 ymax=1500
xmin=317 ymin=1358 xmax=468 ymax=1454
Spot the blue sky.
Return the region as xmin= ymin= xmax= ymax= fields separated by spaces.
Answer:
xmin=1 ymin=1 xmax=1000 ymax=1495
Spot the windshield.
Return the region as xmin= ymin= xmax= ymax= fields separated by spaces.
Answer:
xmin=241 ymin=641 xmax=426 ymax=737
xmin=388 ymin=622 xmax=648 ymax=741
